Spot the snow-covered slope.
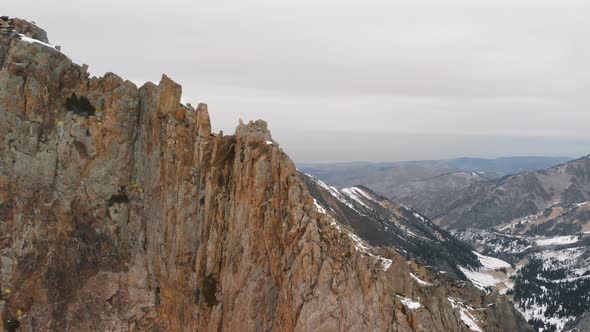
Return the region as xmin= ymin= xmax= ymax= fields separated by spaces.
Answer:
xmin=458 ymin=251 xmax=514 ymax=294
xmin=495 ymin=200 xmax=590 ymax=237
xmin=454 ymin=228 xmax=590 ymax=331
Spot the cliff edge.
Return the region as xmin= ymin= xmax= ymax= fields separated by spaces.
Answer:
xmin=0 ymin=17 xmax=530 ymax=331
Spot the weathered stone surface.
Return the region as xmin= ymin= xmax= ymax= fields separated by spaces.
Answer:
xmin=0 ymin=19 xmax=531 ymax=331
xmin=12 ymin=19 xmax=49 ymax=43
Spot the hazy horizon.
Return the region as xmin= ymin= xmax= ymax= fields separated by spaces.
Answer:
xmin=286 ymin=131 xmax=584 ymax=163
xmin=6 ymin=0 xmax=590 ymax=162
xmin=295 ymin=153 xmax=576 ymax=165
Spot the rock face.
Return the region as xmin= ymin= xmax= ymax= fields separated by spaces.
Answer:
xmin=0 ymin=19 xmax=531 ymax=331
xmin=11 ymin=18 xmax=49 ymax=43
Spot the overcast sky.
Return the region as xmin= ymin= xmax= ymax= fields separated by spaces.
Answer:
xmin=7 ymin=0 xmax=590 ymax=162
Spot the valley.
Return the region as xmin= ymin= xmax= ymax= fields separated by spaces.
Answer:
xmin=308 ymin=156 xmax=590 ymax=331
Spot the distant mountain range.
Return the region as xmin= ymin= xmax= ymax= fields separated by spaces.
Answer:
xmin=300 ymin=156 xmax=572 ymax=201
xmin=414 ymin=156 xmax=590 ymax=331
xmin=430 ymin=155 xmax=590 ymax=230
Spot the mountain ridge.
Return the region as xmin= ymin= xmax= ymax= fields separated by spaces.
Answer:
xmin=301 ymin=174 xmax=481 ymax=277
xmin=300 ymin=156 xmax=572 ymax=206
xmin=0 ymin=17 xmax=530 ymax=331
xmin=433 ymin=155 xmax=590 ymax=230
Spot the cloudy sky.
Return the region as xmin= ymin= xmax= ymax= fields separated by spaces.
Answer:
xmin=7 ymin=0 xmax=590 ymax=162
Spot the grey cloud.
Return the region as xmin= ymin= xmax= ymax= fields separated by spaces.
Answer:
xmin=6 ymin=0 xmax=589 ymax=162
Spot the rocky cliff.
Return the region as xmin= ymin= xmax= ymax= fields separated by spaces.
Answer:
xmin=0 ymin=18 xmax=530 ymax=331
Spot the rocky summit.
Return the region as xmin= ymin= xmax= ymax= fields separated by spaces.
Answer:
xmin=0 ymin=18 xmax=530 ymax=331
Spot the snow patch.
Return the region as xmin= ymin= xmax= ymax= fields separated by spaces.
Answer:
xmin=473 ymin=251 xmax=511 ymax=269
xmin=459 ymin=251 xmax=512 ymax=291
xmin=412 ymin=212 xmax=428 ymax=223
xmin=304 ymin=174 xmax=365 ymax=215
xmin=348 ymin=231 xmax=392 ymax=271
xmin=350 ymin=187 xmax=374 ymax=201
xmin=17 ymin=33 xmax=60 ymax=51
xmin=397 ymin=296 xmax=422 ymax=310
xmin=381 ymin=258 xmax=393 ymax=271
xmin=328 ymin=218 xmax=341 ymax=232
xmin=341 ymin=187 xmax=370 ymax=208
xmin=313 ymin=199 xmax=326 ymax=214
xmin=448 ymin=298 xmax=482 ymax=332
xmin=459 ymin=267 xmax=502 ymax=290
xmin=410 ymin=273 xmax=432 ymax=286
xmin=535 ymin=235 xmax=579 ymax=246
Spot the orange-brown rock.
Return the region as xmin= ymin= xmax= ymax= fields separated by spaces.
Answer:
xmin=0 ymin=18 xmax=531 ymax=332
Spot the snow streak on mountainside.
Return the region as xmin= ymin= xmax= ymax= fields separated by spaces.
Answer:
xmin=495 ymin=201 xmax=590 ymax=237
xmin=301 ymin=174 xmax=481 ymax=277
